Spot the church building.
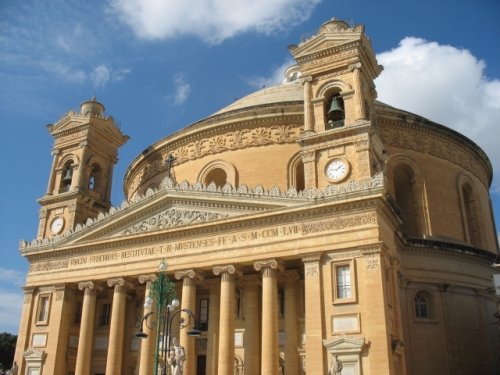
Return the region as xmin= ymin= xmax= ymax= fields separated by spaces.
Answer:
xmin=14 ymin=19 xmax=500 ymax=375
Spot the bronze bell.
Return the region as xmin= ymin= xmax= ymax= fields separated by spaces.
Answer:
xmin=327 ymin=97 xmax=344 ymax=122
xmin=62 ymin=168 xmax=73 ymax=184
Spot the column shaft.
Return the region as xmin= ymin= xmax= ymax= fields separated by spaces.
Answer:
xmin=303 ymin=78 xmax=314 ymax=132
xmin=46 ymin=150 xmax=59 ymax=195
xmin=240 ymin=276 xmax=261 ymax=375
xmin=106 ymin=279 xmax=127 ymax=375
xmin=302 ymin=253 xmax=325 ymax=374
xmin=75 ymin=282 xmax=97 ymax=375
xmin=262 ymin=268 xmax=279 ymax=375
xmin=218 ymin=273 xmax=236 ymax=375
xmin=179 ymin=276 xmax=198 ymax=375
xmin=138 ymin=276 xmax=157 ymax=375
xmin=204 ymin=279 xmax=221 ymax=375
xmin=280 ymin=271 xmax=300 ymax=375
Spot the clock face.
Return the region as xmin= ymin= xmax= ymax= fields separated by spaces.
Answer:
xmin=50 ymin=217 xmax=65 ymax=234
xmin=325 ymin=159 xmax=348 ymax=181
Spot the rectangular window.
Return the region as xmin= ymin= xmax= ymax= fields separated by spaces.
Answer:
xmin=199 ymin=298 xmax=209 ymax=331
xmin=332 ymin=260 xmax=357 ymax=305
xmin=74 ymin=300 xmax=82 ymax=324
xmin=337 ymin=266 xmax=351 ymax=298
xmin=36 ymin=295 xmax=50 ymax=324
xmin=99 ymin=303 xmax=111 ymax=326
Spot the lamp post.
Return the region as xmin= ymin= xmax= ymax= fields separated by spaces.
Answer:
xmin=135 ymin=261 xmax=201 ymax=375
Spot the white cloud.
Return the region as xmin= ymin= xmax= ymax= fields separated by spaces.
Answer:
xmin=0 ymin=268 xmax=25 ymax=287
xmin=109 ymin=0 xmax=322 ymax=44
xmin=246 ymin=58 xmax=296 ymax=89
xmin=375 ymin=38 xmax=500 ymax=191
xmin=173 ymin=73 xmax=191 ymax=105
xmin=90 ymin=65 xmax=111 ymax=89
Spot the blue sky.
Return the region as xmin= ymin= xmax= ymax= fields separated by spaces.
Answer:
xmin=0 ymin=0 xmax=499 ymax=334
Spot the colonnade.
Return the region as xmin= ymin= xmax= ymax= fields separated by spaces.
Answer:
xmin=70 ymin=256 xmax=318 ymax=375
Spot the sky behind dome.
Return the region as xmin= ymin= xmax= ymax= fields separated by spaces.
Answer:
xmin=1 ymin=0 xmax=499 ymax=334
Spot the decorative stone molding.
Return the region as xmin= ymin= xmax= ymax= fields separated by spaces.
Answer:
xmin=254 ymin=259 xmax=285 ymax=272
xmin=380 ymin=126 xmax=489 ymax=187
xmin=22 ymin=286 xmax=36 ymax=304
xmin=20 ymin=172 xmax=387 ymax=250
xmin=138 ymin=274 xmax=158 ymax=284
xmin=305 ymin=265 xmax=318 ymax=277
xmin=301 ymin=252 xmax=322 ymax=263
xmin=29 ymin=259 xmax=69 ymax=273
xmin=278 ymin=270 xmax=300 ymax=283
xmin=301 ymin=213 xmax=377 ymax=235
xmin=203 ymin=278 xmax=222 ymax=290
xmin=174 ymin=269 xmax=204 ymax=283
xmin=392 ymin=339 xmax=405 ymax=355
xmin=126 ymin=123 xmax=303 ymax=195
xmin=323 ymin=334 xmax=366 ymax=375
xmin=213 ymin=264 xmax=243 ymax=277
xmin=54 ymin=283 xmax=66 ymax=301
xmin=238 ymin=274 xmax=262 ymax=287
xmin=122 ymin=208 xmax=228 ymax=235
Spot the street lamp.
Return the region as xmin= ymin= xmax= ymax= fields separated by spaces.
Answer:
xmin=135 ymin=260 xmax=201 ymax=375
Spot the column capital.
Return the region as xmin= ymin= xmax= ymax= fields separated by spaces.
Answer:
xmin=108 ymin=277 xmax=134 ymax=290
xmin=202 ymin=278 xmax=221 ymax=290
xmin=238 ymin=274 xmax=261 ymax=287
xmin=138 ymin=274 xmax=158 ymax=284
xmin=300 ymin=75 xmax=313 ymax=84
xmin=213 ymin=264 xmax=243 ymax=277
xmin=78 ymin=280 xmax=104 ymax=291
xmin=300 ymin=252 xmax=323 ymax=264
xmin=278 ymin=269 xmax=300 ymax=283
xmin=21 ymin=286 xmax=36 ymax=294
xmin=348 ymin=61 xmax=362 ymax=71
xmin=254 ymin=258 xmax=284 ymax=272
xmin=175 ymin=268 xmax=204 ymax=282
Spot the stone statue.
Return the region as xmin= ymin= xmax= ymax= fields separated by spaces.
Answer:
xmin=328 ymin=355 xmax=342 ymax=375
xmin=168 ymin=338 xmax=185 ymax=375
xmin=10 ymin=362 xmax=18 ymax=375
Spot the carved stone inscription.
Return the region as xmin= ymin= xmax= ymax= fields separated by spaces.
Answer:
xmin=31 ymin=213 xmax=378 ymax=272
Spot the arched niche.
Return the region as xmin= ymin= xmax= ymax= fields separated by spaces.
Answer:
xmin=457 ymin=173 xmax=484 ymax=248
xmin=386 ymin=154 xmax=430 ymax=237
xmin=315 ymin=79 xmax=352 ymax=130
xmin=197 ymin=159 xmax=238 ymax=188
xmin=287 ymin=152 xmax=305 ymax=192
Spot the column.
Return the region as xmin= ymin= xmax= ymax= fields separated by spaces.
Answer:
xmin=75 ymin=281 xmax=99 ymax=375
xmin=203 ymin=279 xmax=221 ymax=375
xmin=301 ymin=76 xmax=314 ymax=133
xmin=239 ymin=275 xmax=261 ymax=375
xmin=255 ymin=259 xmax=284 ymax=375
xmin=13 ymin=286 xmax=35 ymax=375
xmin=349 ymin=62 xmax=366 ymax=122
xmin=278 ymin=270 xmax=300 ymax=375
xmin=301 ymin=252 xmax=325 ymax=375
xmin=49 ymin=284 xmax=72 ymax=375
xmin=74 ymin=141 xmax=88 ymax=190
xmin=105 ymin=278 xmax=129 ymax=375
xmin=213 ymin=265 xmax=242 ymax=375
xmin=138 ymin=274 xmax=158 ymax=375
xmin=46 ymin=149 xmax=59 ymax=195
xmin=175 ymin=269 xmax=204 ymax=375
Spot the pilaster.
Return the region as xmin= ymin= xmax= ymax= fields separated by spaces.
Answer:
xmin=203 ymin=278 xmax=221 ymax=375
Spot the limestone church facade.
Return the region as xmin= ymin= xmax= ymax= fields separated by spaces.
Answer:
xmin=14 ymin=19 xmax=500 ymax=375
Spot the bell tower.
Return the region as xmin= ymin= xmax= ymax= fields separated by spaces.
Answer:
xmin=289 ymin=19 xmax=387 ymax=189
xmin=37 ymin=97 xmax=130 ymax=239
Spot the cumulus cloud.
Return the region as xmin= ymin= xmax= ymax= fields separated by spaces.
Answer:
xmin=109 ymin=0 xmax=322 ymax=44
xmin=246 ymin=58 xmax=296 ymax=89
xmin=173 ymin=73 xmax=191 ymax=105
xmin=375 ymin=38 xmax=500 ymax=190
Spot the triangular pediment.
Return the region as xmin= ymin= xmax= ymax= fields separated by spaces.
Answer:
xmin=21 ymin=173 xmax=386 ymax=252
xmin=323 ymin=334 xmax=365 ymax=354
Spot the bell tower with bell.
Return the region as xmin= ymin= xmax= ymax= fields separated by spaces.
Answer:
xmin=289 ymin=19 xmax=387 ymax=189
xmin=37 ymin=97 xmax=130 ymax=239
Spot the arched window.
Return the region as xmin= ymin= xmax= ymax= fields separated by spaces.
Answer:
xmin=414 ymin=290 xmax=435 ymax=320
xmin=59 ymin=160 xmax=74 ymax=193
xmin=325 ymin=94 xmax=345 ymax=130
xmin=393 ymin=164 xmax=420 ymax=237
xmin=287 ymin=153 xmax=305 ymax=191
xmin=89 ymin=163 xmax=103 ymax=191
xmin=197 ymin=159 xmax=237 ymax=188
xmin=205 ymin=168 xmax=227 ymax=187
xmin=458 ymin=175 xmax=483 ymax=248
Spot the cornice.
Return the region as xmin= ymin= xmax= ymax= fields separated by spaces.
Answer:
xmin=376 ymin=105 xmax=492 ymax=186
xmin=22 ymin=173 xmax=386 ymax=255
